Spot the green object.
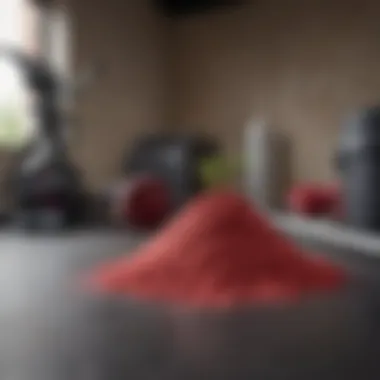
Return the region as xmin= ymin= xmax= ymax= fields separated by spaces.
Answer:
xmin=199 ymin=155 xmax=240 ymax=188
xmin=0 ymin=103 xmax=28 ymax=148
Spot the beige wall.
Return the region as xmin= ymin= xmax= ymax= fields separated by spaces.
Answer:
xmin=171 ymin=0 xmax=380 ymax=184
xmin=68 ymin=0 xmax=169 ymax=189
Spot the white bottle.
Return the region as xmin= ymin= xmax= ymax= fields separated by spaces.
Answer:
xmin=242 ymin=119 xmax=273 ymax=209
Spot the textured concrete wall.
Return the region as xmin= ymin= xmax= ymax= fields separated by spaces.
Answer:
xmin=67 ymin=0 xmax=169 ymax=189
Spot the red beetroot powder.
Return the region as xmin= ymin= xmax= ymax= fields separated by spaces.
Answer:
xmin=88 ymin=190 xmax=347 ymax=307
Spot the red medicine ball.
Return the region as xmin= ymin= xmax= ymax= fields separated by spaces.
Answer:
xmin=121 ymin=176 xmax=172 ymax=229
xmin=288 ymin=183 xmax=341 ymax=217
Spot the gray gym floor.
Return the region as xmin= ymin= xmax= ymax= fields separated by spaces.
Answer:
xmin=0 ymin=228 xmax=380 ymax=380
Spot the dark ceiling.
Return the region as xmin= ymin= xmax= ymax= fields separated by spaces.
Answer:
xmin=155 ymin=0 xmax=242 ymax=16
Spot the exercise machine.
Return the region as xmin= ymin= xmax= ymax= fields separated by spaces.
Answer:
xmin=1 ymin=48 xmax=90 ymax=231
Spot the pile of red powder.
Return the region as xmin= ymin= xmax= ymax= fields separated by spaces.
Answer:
xmin=88 ymin=190 xmax=347 ymax=307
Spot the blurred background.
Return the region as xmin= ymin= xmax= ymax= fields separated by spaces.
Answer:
xmin=0 ymin=0 xmax=380 ymax=251
xmin=1 ymin=2 xmax=380 ymax=379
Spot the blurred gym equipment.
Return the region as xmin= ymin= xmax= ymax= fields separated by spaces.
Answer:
xmin=0 ymin=0 xmax=106 ymax=231
xmin=108 ymin=176 xmax=172 ymax=229
xmin=337 ymin=106 xmax=380 ymax=231
xmin=125 ymin=134 xmax=220 ymax=209
xmin=0 ymin=48 xmax=89 ymax=231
